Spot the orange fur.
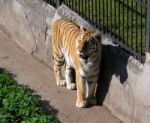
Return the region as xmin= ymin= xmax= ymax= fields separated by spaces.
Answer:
xmin=51 ymin=19 xmax=101 ymax=108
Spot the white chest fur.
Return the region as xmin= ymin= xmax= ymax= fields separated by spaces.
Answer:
xmin=61 ymin=48 xmax=74 ymax=68
xmin=79 ymin=54 xmax=100 ymax=77
xmin=61 ymin=48 xmax=100 ymax=78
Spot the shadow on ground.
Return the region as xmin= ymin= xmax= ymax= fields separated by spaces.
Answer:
xmin=0 ymin=67 xmax=59 ymax=117
xmin=0 ymin=67 xmax=17 ymax=78
xmin=96 ymin=44 xmax=129 ymax=105
xmin=26 ymin=87 xmax=59 ymax=116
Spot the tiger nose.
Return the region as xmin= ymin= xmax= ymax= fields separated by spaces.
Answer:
xmin=78 ymin=48 xmax=83 ymax=52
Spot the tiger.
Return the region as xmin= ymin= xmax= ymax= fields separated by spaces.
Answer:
xmin=51 ymin=19 xmax=102 ymax=108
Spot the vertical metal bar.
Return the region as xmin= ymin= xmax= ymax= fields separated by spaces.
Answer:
xmin=82 ymin=0 xmax=86 ymax=19
xmin=68 ymin=0 xmax=70 ymax=7
xmin=114 ymin=0 xmax=116 ymax=37
xmin=106 ymin=0 xmax=108 ymax=32
xmin=92 ymin=0 xmax=94 ymax=24
xmin=140 ymin=5 xmax=143 ymax=54
xmin=74 ymin=0 xmax=75 ymax=10
xmin=85 ymin=0 xmax=87 ymax=19
xmin=135 ymin=2 xmax=138 ymax=52
xmin=75 ymin=0 xmax=77 ymax=12
xmin=102 ymin=0 xmax=105 ymax=31
xmin=110 ymin=0 xmax=112 ymax=33
xmin=70 ymin=0 xmax=71 ymax=7
xmin=83 ymin=0 xmax=85 ymax=17
xmin=123 ymin=0 xmax=124 ymax=43
xmin=79 ymin=0 xmax=81 ymax=15
xmin=84 ymin=0 xmax=86 ymax=17
xmin=88 ymin=1 xmax=91 ymax=22
xmin=60 ymin=0 xmax=63 ymax=5
xmin=72 ymin=0 xmax=75 ymax=11
xmin=56 ymin=0 xmax=59 ymax=8
xmin=98 ymin=0 xmax=101 ymax=29
xmin=131 ymin=0 xmax=133 ymax=49
xmin=85 ymin=0 xmax=88 ymax=20
xmin=86 ymin=0 xmax=88 ymax=19
xmin=118 ymin=0 xmax=120 ymax=40
xmin=95 ymin=0 xmax=98 ymax=27
xmin=57 ymin=0 xmax=62 ymax=8
xmin=70 ymin=0 xmax=72 ymax=7
xmin=146 ymin=0 xmax=150 ymax=51
xmin=80 ymin=0 xmax=82 ymax=15
xmin=81 ymin=0 xmax=83 ymax=16
xmin=127 ymin=0 xmax=129 ymax=46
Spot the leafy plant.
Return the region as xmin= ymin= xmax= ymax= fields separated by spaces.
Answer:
xmin=0 ymin=72 xmax=59 ymax=123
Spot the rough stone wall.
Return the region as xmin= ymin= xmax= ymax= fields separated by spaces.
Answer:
xmin=0 ymin=0 xmax=150 ymax=123
xmin=0 ymin=0 xmax=55 ymax=66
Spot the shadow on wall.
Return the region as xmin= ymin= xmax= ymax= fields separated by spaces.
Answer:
xmin=96 ymin=44 xmax=129 ymax=105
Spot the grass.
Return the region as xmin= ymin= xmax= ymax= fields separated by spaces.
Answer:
xmin=0 ymin=71 xmax=59 ymax=123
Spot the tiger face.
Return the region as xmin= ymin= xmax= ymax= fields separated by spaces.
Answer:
xmin=77 ymin=31 xmax=101 ymax=60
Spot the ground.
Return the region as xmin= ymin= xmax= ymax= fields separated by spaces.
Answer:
xmin=0 ymin=29 xmax=121 ymax=123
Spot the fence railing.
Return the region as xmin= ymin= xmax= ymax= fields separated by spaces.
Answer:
xmin=44 ymin=0 xmax=149 ymax=62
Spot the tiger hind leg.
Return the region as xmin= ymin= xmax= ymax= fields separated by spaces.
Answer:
xmin=53 ymin=54 xmax=66 ymax=86
xmin=65 ymin=65 xmax=76 ymax=90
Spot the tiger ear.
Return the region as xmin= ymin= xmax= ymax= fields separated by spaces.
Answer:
xmin=95 ymin=31 xmax=102 ymax=42
xmin=80 ymin=25 xmax=85 ymax=33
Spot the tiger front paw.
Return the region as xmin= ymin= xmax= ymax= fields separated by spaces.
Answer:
xmin=56 ymin=80 xmax=66 ymax=86
xmin=67 ymin=83 xmax=76 ymax=90
xmin=76 ymin=100 xmax=88 ymax=108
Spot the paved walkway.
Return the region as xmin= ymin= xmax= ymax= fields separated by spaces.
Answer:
xmin=0 ymin=30 xmax=121 ymax=123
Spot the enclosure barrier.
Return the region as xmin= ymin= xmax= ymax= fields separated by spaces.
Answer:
xmin=44 ymin=0 xmax=149 ymax=62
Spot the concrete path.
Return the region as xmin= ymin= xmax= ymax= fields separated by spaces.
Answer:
xmin=0 ymin=30 xmax=121 ymax=123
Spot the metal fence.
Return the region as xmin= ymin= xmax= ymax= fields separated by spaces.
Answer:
xmin=44 ymin=0 xmax=150 ymax=62
xmin=44 ymin=0 xmax=57 ymax=7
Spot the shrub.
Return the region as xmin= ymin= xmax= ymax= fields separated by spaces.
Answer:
xmin=0 ymin=72 xmax=59 ymax=123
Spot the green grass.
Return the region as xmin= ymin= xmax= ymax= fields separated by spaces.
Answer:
xmin=0 ymin=71 xmax=59 ymax=123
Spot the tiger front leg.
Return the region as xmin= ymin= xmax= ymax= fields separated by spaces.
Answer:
xmin=65 ymin=65 xmax=76 ymax=90
xmin=86 ymin=76 xmax=98 ymax=106
xmin=76 ymin=73 xmax=88 ymax=108
xmin=54 ymin=61 xmax=66 ymax=86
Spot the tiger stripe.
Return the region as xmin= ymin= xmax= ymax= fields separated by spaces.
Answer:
xmin=51 ymin=19 xmax=102 ymax=108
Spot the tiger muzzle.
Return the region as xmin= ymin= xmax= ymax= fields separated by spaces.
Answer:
xmin=79 ymin=53 xmax=89 ymax=60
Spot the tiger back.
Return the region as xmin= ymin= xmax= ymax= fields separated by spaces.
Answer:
xmin=51 ymin=19 xmax=102 ymax=108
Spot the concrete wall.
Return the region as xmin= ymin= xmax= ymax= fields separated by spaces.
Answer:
xmin=0 ymin=0 xmax=150 ymax=123
xmin=0 ymin=0 xmax=55 ymax=67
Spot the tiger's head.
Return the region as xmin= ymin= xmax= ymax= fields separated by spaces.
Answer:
xmin=76 ymin=26 xmax=101 ymax=60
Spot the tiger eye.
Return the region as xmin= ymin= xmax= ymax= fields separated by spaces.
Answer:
xmin=78 ymin=37 xmax=82 ymax=42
